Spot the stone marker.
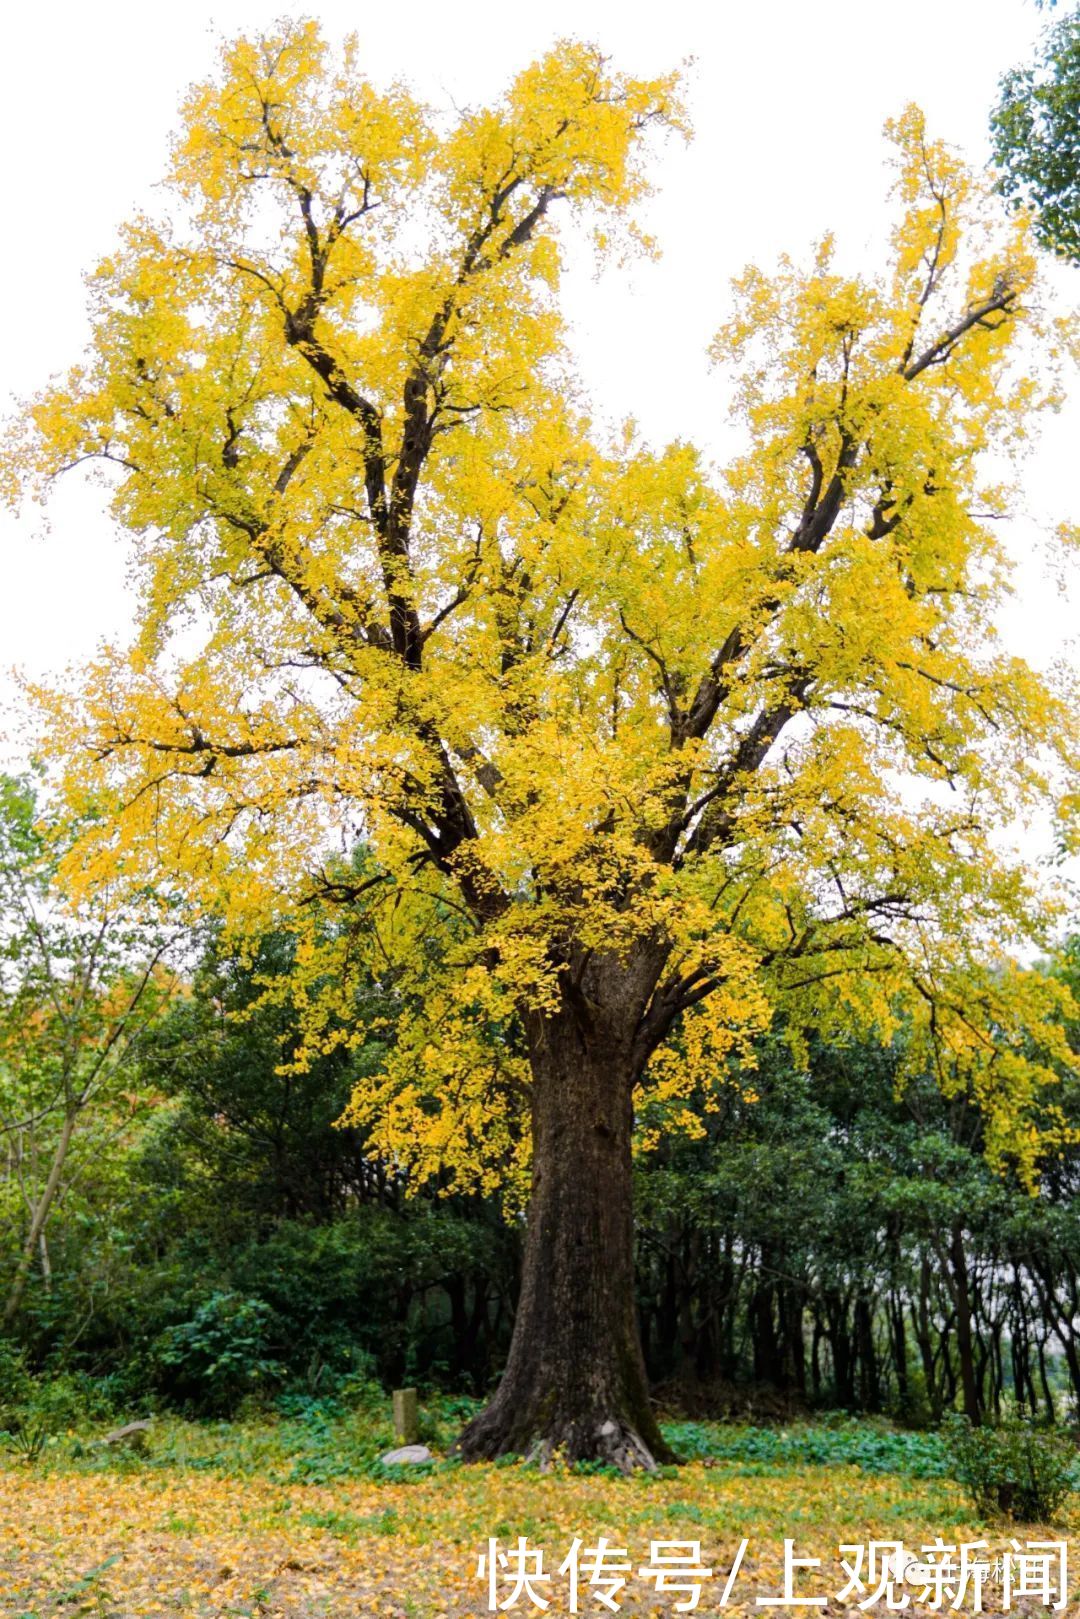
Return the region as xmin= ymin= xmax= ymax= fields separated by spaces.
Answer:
xmin=392 ymin=1386 xmax=419 ymax=1444
xmin=380 ymin=1443 xmax=432 ymax=1466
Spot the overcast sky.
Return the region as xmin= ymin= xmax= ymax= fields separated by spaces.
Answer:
xmin=1 ymin=0 xmax=1076 ymax=759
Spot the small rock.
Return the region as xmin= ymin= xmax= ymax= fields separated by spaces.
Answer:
xmin=102 ymin=1419 xmax=152 ymax=1449
xmin=380 ymin=1443 xmax=433 ymax=1465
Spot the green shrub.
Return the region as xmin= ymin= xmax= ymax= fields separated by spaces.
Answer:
xmin=944 ymin=1413 xmax=1077 ymax=1522
xmin=153 ymin=1292 xmax=284 ymax=1417
xmin=661 ymin=1418 xmax=949 ymax=1477
xmin=24 ymin=1370 xmax=120 ymax=1429
xmin=0 ymin=1338 xmax=31 ymax=1407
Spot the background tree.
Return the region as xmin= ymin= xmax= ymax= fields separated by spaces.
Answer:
xmin=634 ymin=1007 xmax=1080 ymax=1427
xmin=992 ymin=4 xmax=1080 ymax=264
xmin=0 ymin=776 xmax=176 ymax=1325
xmin=131 ymin=919 xmax=516 ymax=1402
xmin=6 ymin=24 xmax=1079 ymax=1466
xmin=9 ymin=938 xmax=1080 ymax=1428
xmin=142 ymin=925 xmax=393 ymax=1226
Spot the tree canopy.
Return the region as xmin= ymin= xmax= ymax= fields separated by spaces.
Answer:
xmin=10 ymin=26 xmax=1076 ymax=1172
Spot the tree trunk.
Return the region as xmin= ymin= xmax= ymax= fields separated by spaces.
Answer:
xmin=1036 ymin=1333 xmax=1056 ymax=1423
xmin=4 ymin=1108 xmax=77 ymax=1325
xmin=455 ymin=1007 xmax=674 ymax=1470
xmin=751 ymin=1277 xmax=782 ymax=1386
xmin=810 ymin=1313 xmax=823 ymax=1401
xmin=855 ymin=1292 xmax=881 ymax=1413
xmin=781 ymin=1282 xmax=806 ymax=1396
xmin=824 ymin=1288 xmax=855 ymax=1407
xmin=889 ymin=1293 xmax=909 ymax=1415
xmin=946 ymin=1222 xmax=982 ymax=1424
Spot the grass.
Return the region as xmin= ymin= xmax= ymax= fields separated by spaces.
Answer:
xmin=13 ymin=1398 xmax=957 ymax=1486
xmin=0 ymin=1405 xmax=1076 ymax=1616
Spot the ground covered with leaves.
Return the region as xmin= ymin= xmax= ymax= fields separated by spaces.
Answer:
xmin=0 ymin=1414 xmax=1073 ymax=1617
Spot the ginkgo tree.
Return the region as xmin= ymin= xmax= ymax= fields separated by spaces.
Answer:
xmin=7 ymin=21 xmax=1080 ymax=1467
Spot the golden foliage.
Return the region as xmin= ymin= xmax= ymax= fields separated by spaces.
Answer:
xmin=5 ymin=25 xmax=1079 ymax=1186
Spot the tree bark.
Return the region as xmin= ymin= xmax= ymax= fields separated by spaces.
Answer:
xmin=916 ymin=1252 xmax=945 ymax=1422
xmin=855 ymin=1292 xmax=881 ymax=1413
xmin=889 ymin=1292 xmax=909 ymax=1414
xmin=750 ymin=1273 xmax=782 ymax=1387
xmin=943 ymin=1222 xmax=982 ymax=1424
xmin=455 ymin=1003 xmax=674 ymax=1470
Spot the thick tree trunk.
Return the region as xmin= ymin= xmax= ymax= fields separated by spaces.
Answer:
xmin=455 ymin=1007 xmax=675 ymax=1470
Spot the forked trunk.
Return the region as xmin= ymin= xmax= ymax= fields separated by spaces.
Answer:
xmin=455 ymin=1009 xmax=675 ymax=1470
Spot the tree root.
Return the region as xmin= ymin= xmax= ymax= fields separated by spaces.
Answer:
xmin=455 ymin=1402 xmax=673 ymax=1473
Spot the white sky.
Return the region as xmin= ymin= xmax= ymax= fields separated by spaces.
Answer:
xmin=0 ymin=0 xmax=1076 ymax=759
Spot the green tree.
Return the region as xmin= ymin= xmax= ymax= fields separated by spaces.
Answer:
xmin=0 ymin=776 xmax=177 ymax=1325
xmin=992 ymin=5 xmax=1080 ymax=263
